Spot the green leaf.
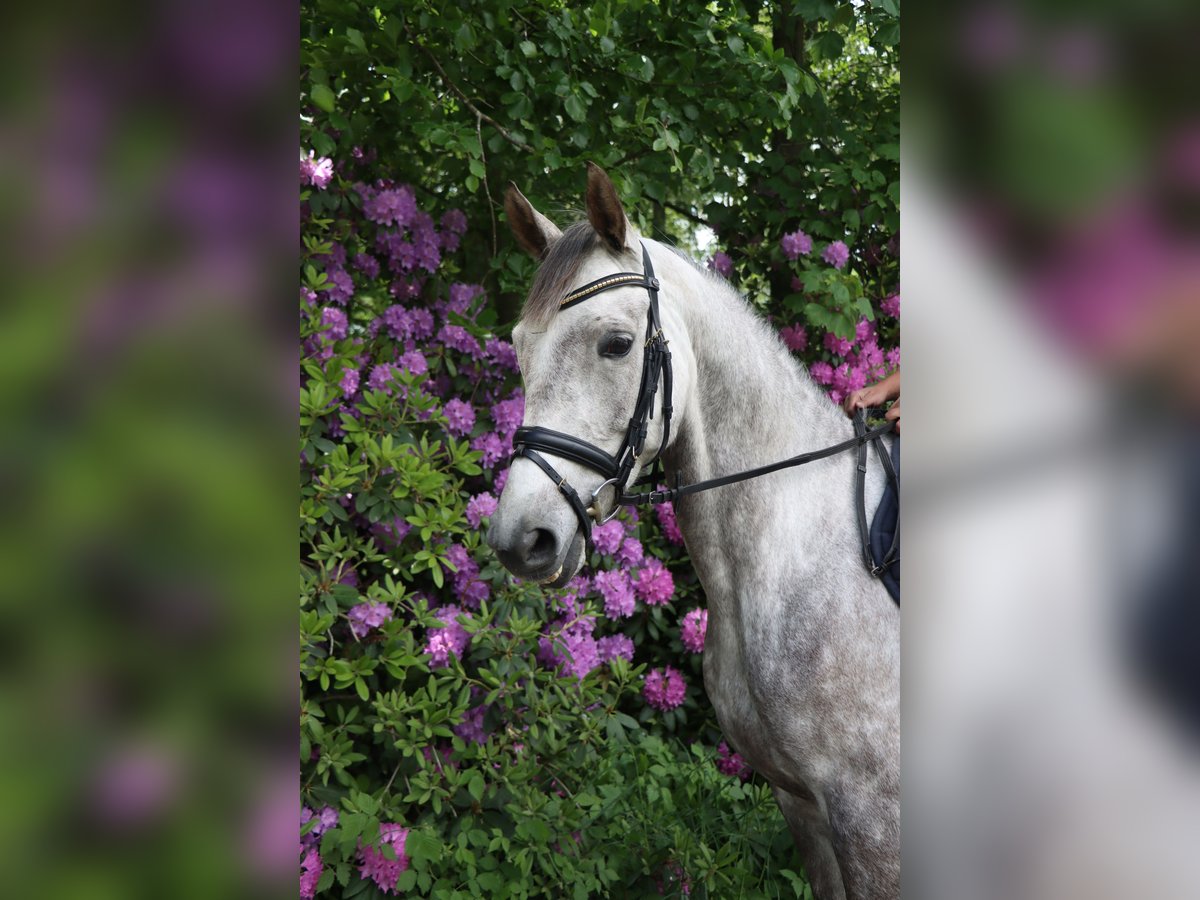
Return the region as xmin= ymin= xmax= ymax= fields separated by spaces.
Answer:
xmin=519 ymin=40 xmax=536 ymax=57
xmin=346 ymin=28 xmax=365 ymax=52
xmin=455 ymin=23 xmax=475 ymax=51
xmin=395 ymin=870 xmax=417 ymax=892
xmin=564 ymin=94 xmax=586 ymax=123
xmin=406 ymin=828 xmax=441 ymax=864
xmin=467 ymin=771 xmax=484 ymax=802
xmin=523 ymin=818 xmax=550 ymax=843
xmin=311 ymin=83 xmax=336 ymax=114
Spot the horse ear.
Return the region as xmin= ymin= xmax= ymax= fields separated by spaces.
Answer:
xmin=585 ymin=162 xmax=632 ymax=252
xmin=504 ymin=183 xmax=562 ymax=259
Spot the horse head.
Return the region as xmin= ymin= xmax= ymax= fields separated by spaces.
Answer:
xmin=486 ymin=164 xmax=683 ymax=587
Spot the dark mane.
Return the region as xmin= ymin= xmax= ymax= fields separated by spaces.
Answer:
xmin=521 ymin=221 xmax=633 ymax=329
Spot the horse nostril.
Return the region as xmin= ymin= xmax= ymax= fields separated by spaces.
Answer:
xmin=521 ymin=528 xmax=559 ymax=568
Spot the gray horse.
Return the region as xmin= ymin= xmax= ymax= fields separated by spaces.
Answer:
xmin=487 ymin=164 xmax=899 ymax=900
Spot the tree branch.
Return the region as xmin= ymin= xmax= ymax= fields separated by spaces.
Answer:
xmin=408 ymin=29 xmax=534 ymax=154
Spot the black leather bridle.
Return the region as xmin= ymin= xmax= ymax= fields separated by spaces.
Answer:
xmin=512 ymin=242 xmax=673 ymax=553
xmin=511 ymin=241 xmax=899 ymax=599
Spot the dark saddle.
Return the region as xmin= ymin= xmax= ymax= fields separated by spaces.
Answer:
xmin=854 ymin=409 xmax=899 ymax=605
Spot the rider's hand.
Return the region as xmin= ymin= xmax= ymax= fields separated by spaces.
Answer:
xmin=884 ymin=399 xmax=900 ymax=434
xmin=843 ymin=369 xmax=900 ymax=416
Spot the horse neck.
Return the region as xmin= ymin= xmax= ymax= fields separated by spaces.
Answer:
xmin=659 ymin=258 xmax=847 ymax=500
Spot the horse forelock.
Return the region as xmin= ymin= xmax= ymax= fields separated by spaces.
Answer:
xmin=520 ymin=222 xmax=635 ymax=330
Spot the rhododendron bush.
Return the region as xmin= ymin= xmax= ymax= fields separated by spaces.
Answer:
xmin=300 ymin=155 xmax=802 ymax=898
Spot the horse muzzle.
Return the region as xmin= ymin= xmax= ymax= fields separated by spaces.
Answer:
xmin=485 ymin=504 xmax=586 ymax=588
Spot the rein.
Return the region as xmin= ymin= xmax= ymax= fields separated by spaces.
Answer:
xmin=511 ymin=241 xmax=899 ymax=595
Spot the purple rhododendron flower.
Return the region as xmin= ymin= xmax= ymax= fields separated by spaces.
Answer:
xmin=832 ymin=362 xmax=868 ymax=397
xmin=492 ymin=466 xmax=509 ymax=495
xmin=409 ymin=308 xmax=434 ymax=340
xmin=809 ymin=361 xmax=834 ymax=385
xmin=886 ymin=346 xmax=901 ymax=369
xmin=366 ymin=364 xmax=396 ymax=393
xmin=443 ymin=398 xmax=476 ymax=437
xmin=597 ymin=633 xmax=635 ymax=663
xmin=780 ymin=323 xmax=807 ymax=352
xmin=300 ymin=151 xmax=333 ymax=190
xmin=382 ymin=305 xmax=412 ymax=340
xmin=426 ymin=605 xmax=471 ymax=668
xmin=591 ymin=520 xmax=626 ymax=556
xmin=398 ymin=350 xmax=428 ymax=376
xmin=445 ymin=544 xmax=489 ymax=608
xmin=681 ymin=608 xmax=707 ymax=653
xmin=781 ymin=229 xmax=813 ymax=260
xmin=437 ymin=323 xmax=481 ymax=358
xmin=490 ymin=394 xmax=525 ymax=439
xmin=358 ymin=823 xmax=410 ymax=894
xmin=634 ymin=557 xmax=674 ymax=606
xmin=822 ymin=240 xmax=850 ymax=269
xmin=707 ymin=251 xmax=733 ymax=277
xmin=320 ymin=306 xmax=348 ymax=340
xmin=454 ymin=705 xmax=489 ymax=745
xmin=348 ymin=601 xmax=392 ymax=639
xmin=855 ymin=317 xmax=876 ymax=344
xmin=615 ymin=537 xmax=645 ymax=569
xmin=441 ymin=209 xmax=468 ymax=235
xmin=558 ymin=626 xmax=601 ymax=680
xmin=594 ymin=569 xmax=636 ymax=619
xmin=445 ymin=543 xmax=477 ymax=584
xmin=881 ymin=292 xmax=900 ymax=317
xmin=339 ymin=367 xmax=359 ymax=397
xmin=447 ymin=282 xmax=483 ymax=313
xmin=471 ymin=432 xmax=507 ymax=469
xmin=300 ymin=848 xmax=322 ymax=900
xmin=460 ymin=580 xmax=490 ymax=607
xmin=324 ymin=268 xmax=355 ymax=304
xmin=370 ymin=516 xmax=411 ymax=548
xmin=716 ymin=741 xmax=752 ymax=780
xmin=644 ymin=666 xmax=687 ymax=711
xmin=654 ymin=501 xmax=684 ymax=546
xmin=557 ymin=574 xmax=592 ymax=610
xmin=465 ymin=492 xmax=498 ymax=528
xmin=353 ymin=252 xmax=380 ymax=279
xmin=823 ymin=331 xmax=855 ymax=357
xmin=485 ymin=338 xmax=519 ymax=371
xmin=361 ymin=185 xmax=417 ymax=228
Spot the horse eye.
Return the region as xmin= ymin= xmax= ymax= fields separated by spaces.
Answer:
xmin=600 ymin=334 xmax=634 ymax=358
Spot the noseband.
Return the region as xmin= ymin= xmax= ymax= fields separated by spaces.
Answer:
xmin=511 ymin=242 xmax=673 ymax=553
